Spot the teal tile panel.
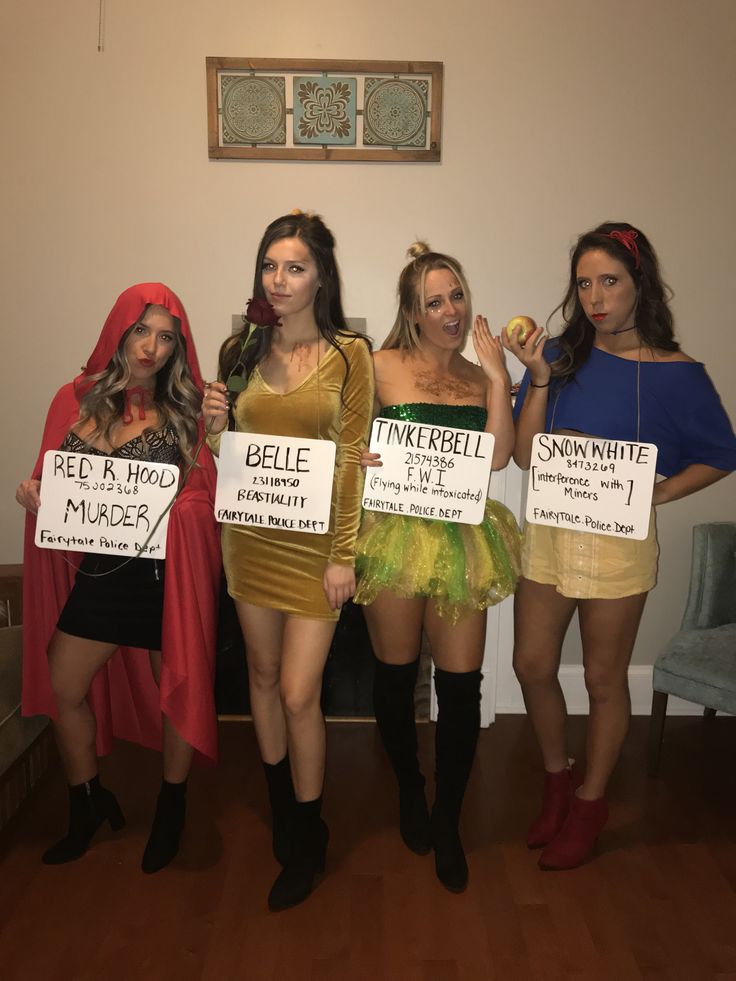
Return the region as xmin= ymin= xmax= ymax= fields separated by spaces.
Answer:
xmin=221 ymin=74 xmax=286 ymax=145
xmin=293 ymin=76 xmax=357 ymax=145
xmin=363 ymin=77 xmax=428 ymax=147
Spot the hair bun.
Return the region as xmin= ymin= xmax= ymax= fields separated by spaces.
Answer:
xmin=407 ymin=241 xmax=430 ymax=259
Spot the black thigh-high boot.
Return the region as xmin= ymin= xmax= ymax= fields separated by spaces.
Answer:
xmin=42 ymin=775 xmax=125 ymax=865
xmin=141 ymin=778 xmax=186 ymax=873
xmin=263 ymin=756 xmax=296 ymax=866
xmin=267 ymin=797 xmax=329 ymax=911
xmin=431 ymin=667 xmax=482 ymax=892
xmin=373 ymin=658 xmax=431 ymax=855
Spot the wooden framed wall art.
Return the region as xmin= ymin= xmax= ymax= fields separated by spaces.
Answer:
xmin=206 ymin=58 xmax=443 ymax=162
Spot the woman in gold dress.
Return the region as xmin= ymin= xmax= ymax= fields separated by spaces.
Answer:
xmin=204 ymin=212 xmax=373 ymax=910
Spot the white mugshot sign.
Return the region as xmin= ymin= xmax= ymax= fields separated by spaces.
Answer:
xmin=215 ymin=431 xmax=336 ymax=535
xmin=35 ymin=451 xmax=179 ymax=557
xmin=526 ymin=433 xmax=658 ymax=540
xmin=361 ymin=417 xmax=494 ymax=525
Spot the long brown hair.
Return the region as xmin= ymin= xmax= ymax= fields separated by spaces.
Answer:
xmin=550 ymin=221 xmax=678 ymax=380
xmin=218 ymin=212 xmax=363 ymax=388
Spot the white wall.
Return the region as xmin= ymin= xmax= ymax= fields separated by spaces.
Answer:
xmin=2 ymin=0 xmax=734 ymax=666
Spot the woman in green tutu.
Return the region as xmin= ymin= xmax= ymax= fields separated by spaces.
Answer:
xmin=354 ymin=242 xmax=521 ymax=891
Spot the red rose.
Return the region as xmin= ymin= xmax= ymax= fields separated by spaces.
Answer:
xmin=245 ymin=297 xmax=281 ymax=328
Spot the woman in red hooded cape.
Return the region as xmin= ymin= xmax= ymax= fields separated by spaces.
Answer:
xmin=17 ymin=283 xmax=221 ymax=872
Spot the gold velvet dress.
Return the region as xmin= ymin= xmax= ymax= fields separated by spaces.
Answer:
xmin=210 ymin=334 xmax=373 ymax=620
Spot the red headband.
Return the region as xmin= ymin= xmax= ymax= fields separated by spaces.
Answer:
xmin=608 ymin=229 xmax=641 ymax=269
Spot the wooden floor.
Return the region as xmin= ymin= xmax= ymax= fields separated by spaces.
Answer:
xmin=1 ymin=714 xmax=735 ymax=981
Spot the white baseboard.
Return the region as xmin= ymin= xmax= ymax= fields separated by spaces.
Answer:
xmin=495 ymin=664 xmax=706 ymax=716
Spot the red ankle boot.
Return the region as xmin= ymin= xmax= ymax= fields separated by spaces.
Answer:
xmin=526 ymin=763 xmax=580 ymax=849
xmin=538 ymin=794 xmax=608 ymax=870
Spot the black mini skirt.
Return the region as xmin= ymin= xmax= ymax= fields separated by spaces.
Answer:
xmin=57 ymin=553 xmax=166 ymax=651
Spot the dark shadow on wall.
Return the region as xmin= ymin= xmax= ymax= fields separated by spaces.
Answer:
xmin=214 ymin=581 xmax=377 ymax=717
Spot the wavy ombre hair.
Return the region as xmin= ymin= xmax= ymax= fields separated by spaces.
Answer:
xmin=77 ymin=305 xmax=201 ymax=464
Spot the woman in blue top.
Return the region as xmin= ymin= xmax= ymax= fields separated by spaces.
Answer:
xmin=505 ymin=221 xmax=736 ymax=870
xmin=355 ymin=243 xmax=521 ymax=891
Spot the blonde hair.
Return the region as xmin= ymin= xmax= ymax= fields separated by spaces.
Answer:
xmin=381 ymin=242 xmax=472 ymax=351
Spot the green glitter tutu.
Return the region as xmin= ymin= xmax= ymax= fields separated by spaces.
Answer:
xmin=353 ymin=499 xmax=521 ymax=624
xmin=353 ymin=403 xmax=522 ymax=624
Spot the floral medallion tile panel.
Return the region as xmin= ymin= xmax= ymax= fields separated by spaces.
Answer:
xmin=293 ymin=76 xmax=357 ymax=145
xmin=207 ymin=59 xmax=442 ymax=160
xmin=221 ymin=74 xmax=286 ymax=145
xmin=363 ymin=77 xmax=429 ymax=147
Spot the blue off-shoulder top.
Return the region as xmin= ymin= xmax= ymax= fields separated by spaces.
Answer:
xmin=513 ymin=345 xmax=736 ymax=477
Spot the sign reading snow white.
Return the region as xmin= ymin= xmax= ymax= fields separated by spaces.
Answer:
xmin=362 ymin=417 xmax=494 ymax=525
xmin=215 ymin=431 xmax=336 ymax=534
xmin=526 ymin=434 xmax=658 ymax=540
xmin=35 ymin=451 xmax=179 ymax=557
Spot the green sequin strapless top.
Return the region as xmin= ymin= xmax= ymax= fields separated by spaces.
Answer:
xmin=379 ymin=403 xmax=487 ymax=431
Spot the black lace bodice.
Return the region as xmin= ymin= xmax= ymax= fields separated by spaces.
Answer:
xmin=60 ymin=425 xmax=181 ymax=466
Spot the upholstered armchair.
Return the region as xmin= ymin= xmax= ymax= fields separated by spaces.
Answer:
xmin=647 ymin=522 xmax=736 ymax=775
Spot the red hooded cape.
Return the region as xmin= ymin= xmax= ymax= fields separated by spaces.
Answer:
xmin=22 ymin=283 xmax=221 ymax=764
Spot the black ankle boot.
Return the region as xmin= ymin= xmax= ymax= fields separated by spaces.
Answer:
xmin=141 ymin=779 xmax=186 ymax=874
xmin=432 ymin=668 xmax=482 ymax=892
xmin=267 ymin=797 xmax=328 ymax=912
xmin=263 ymin=756 xmax=296 ymax=866
xmin=373 ymin=658 xmax=431 ymax=855
xmin=42 ymin=776 xmax=125 ymax=865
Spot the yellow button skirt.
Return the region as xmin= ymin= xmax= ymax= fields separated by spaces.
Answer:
xmin=521 ymin=510 xmax=659 ymax=599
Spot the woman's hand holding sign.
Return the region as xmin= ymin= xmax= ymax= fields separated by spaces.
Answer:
xmin=15 ymin=478 xmax=41 ymax=515
xmin=360 ymin=447 xmax=382 ymax=473
xmin=202 ymin=381 xmax=230 ymax=435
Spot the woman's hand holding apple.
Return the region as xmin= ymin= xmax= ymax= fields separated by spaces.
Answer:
xmin=501 ymin=316 xmax=551 ymax=387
